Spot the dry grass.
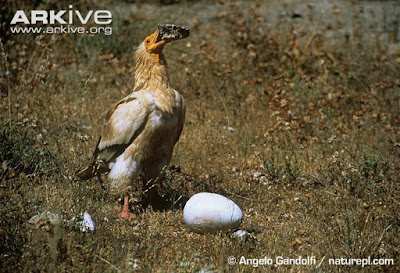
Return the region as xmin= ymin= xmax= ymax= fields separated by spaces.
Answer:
xmin=1 ymin=0 xmax=399 ymax=272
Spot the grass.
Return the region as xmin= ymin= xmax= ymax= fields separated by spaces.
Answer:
xmin=1 ymin=0 xmax=399 ymax=272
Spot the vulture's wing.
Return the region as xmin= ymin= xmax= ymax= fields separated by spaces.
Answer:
xmin=95 ymin=94 xmax=151 ymax=163
xmin=76 ymin=93 xmax=151 ymax=180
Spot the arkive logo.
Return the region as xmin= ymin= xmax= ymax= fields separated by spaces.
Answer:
xmin=10 ymin=5 xmax=112 ymax=25
xmin=10 ymin=5 xmax=113 ymax=36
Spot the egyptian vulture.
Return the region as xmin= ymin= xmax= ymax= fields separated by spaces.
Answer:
xmin=76 ymin=25 xmax=189 ymax=219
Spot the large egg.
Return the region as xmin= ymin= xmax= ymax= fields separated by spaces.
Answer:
xmin=183 ymin=192 xmax=243 ymax=233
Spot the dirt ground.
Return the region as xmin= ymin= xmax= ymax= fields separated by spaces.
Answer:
xmin=1 ymin=0 xmax=399 ymax=272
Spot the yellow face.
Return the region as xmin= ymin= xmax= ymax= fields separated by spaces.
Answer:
xmin=144 ymin=29 xmax=166 ymax=55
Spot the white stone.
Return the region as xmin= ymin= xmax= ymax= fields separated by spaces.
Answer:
xmin=77 ymin=212 xmax=95 ymax=232
xmin=183 ymin=192 xmax=243 ymax=233
xmin=231 ymin=229 xmax=248 ymax=238
xmin=28 ymin=211 xmax=61 ymax=226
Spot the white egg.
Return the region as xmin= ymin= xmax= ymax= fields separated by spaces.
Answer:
xmin=183 ymin=192 xmax=243 ymax=233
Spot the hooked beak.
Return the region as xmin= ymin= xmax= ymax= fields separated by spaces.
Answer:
xmin=150 ymin=29 xmax=167 ymax=53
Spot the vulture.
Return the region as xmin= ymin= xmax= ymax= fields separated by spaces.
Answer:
xmin=76 ymin=24 xmax=189 ymax=219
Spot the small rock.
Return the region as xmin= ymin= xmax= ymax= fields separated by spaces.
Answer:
xmin=231 ymin=229 xmax=260 ymax=245
xmin=80 ymin=212 xmax=95 ymax=232
xmin=231 ymin=229 xmax=248 ymax=238
xmin=252 ymin=171 xmax=264 ymax=178
xmin=292 ymin=10 xmax=302 ymax=18
xmin=180 ymin=261 xmax=190 ymax=267
xmin=223 ymin=126 xmax=236 ymax=132
xmin=29 ymin=211 xmax=61 ymax=227
xmin=72 ymin=212 xmax=96 ymax=232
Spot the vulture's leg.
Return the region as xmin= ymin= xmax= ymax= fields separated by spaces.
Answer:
xmin=118 ymin=192 xmax=135 ymax=220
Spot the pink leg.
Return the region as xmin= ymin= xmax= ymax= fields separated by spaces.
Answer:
xmin=118 ymin=194 xmax=135 ymax=220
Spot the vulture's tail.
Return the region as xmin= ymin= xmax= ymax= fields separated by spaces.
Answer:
xmin=75 ymin=164 xmax=96 ymax=180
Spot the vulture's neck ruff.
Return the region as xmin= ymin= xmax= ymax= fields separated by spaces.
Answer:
xmin=133 ymin=42 xmax=170 ymax=92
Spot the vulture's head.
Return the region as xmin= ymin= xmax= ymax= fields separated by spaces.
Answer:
xmin=144 ymin=29 xmax=166 ymax=56
xmin=137 ymin=24 xmax=190 ymax=64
